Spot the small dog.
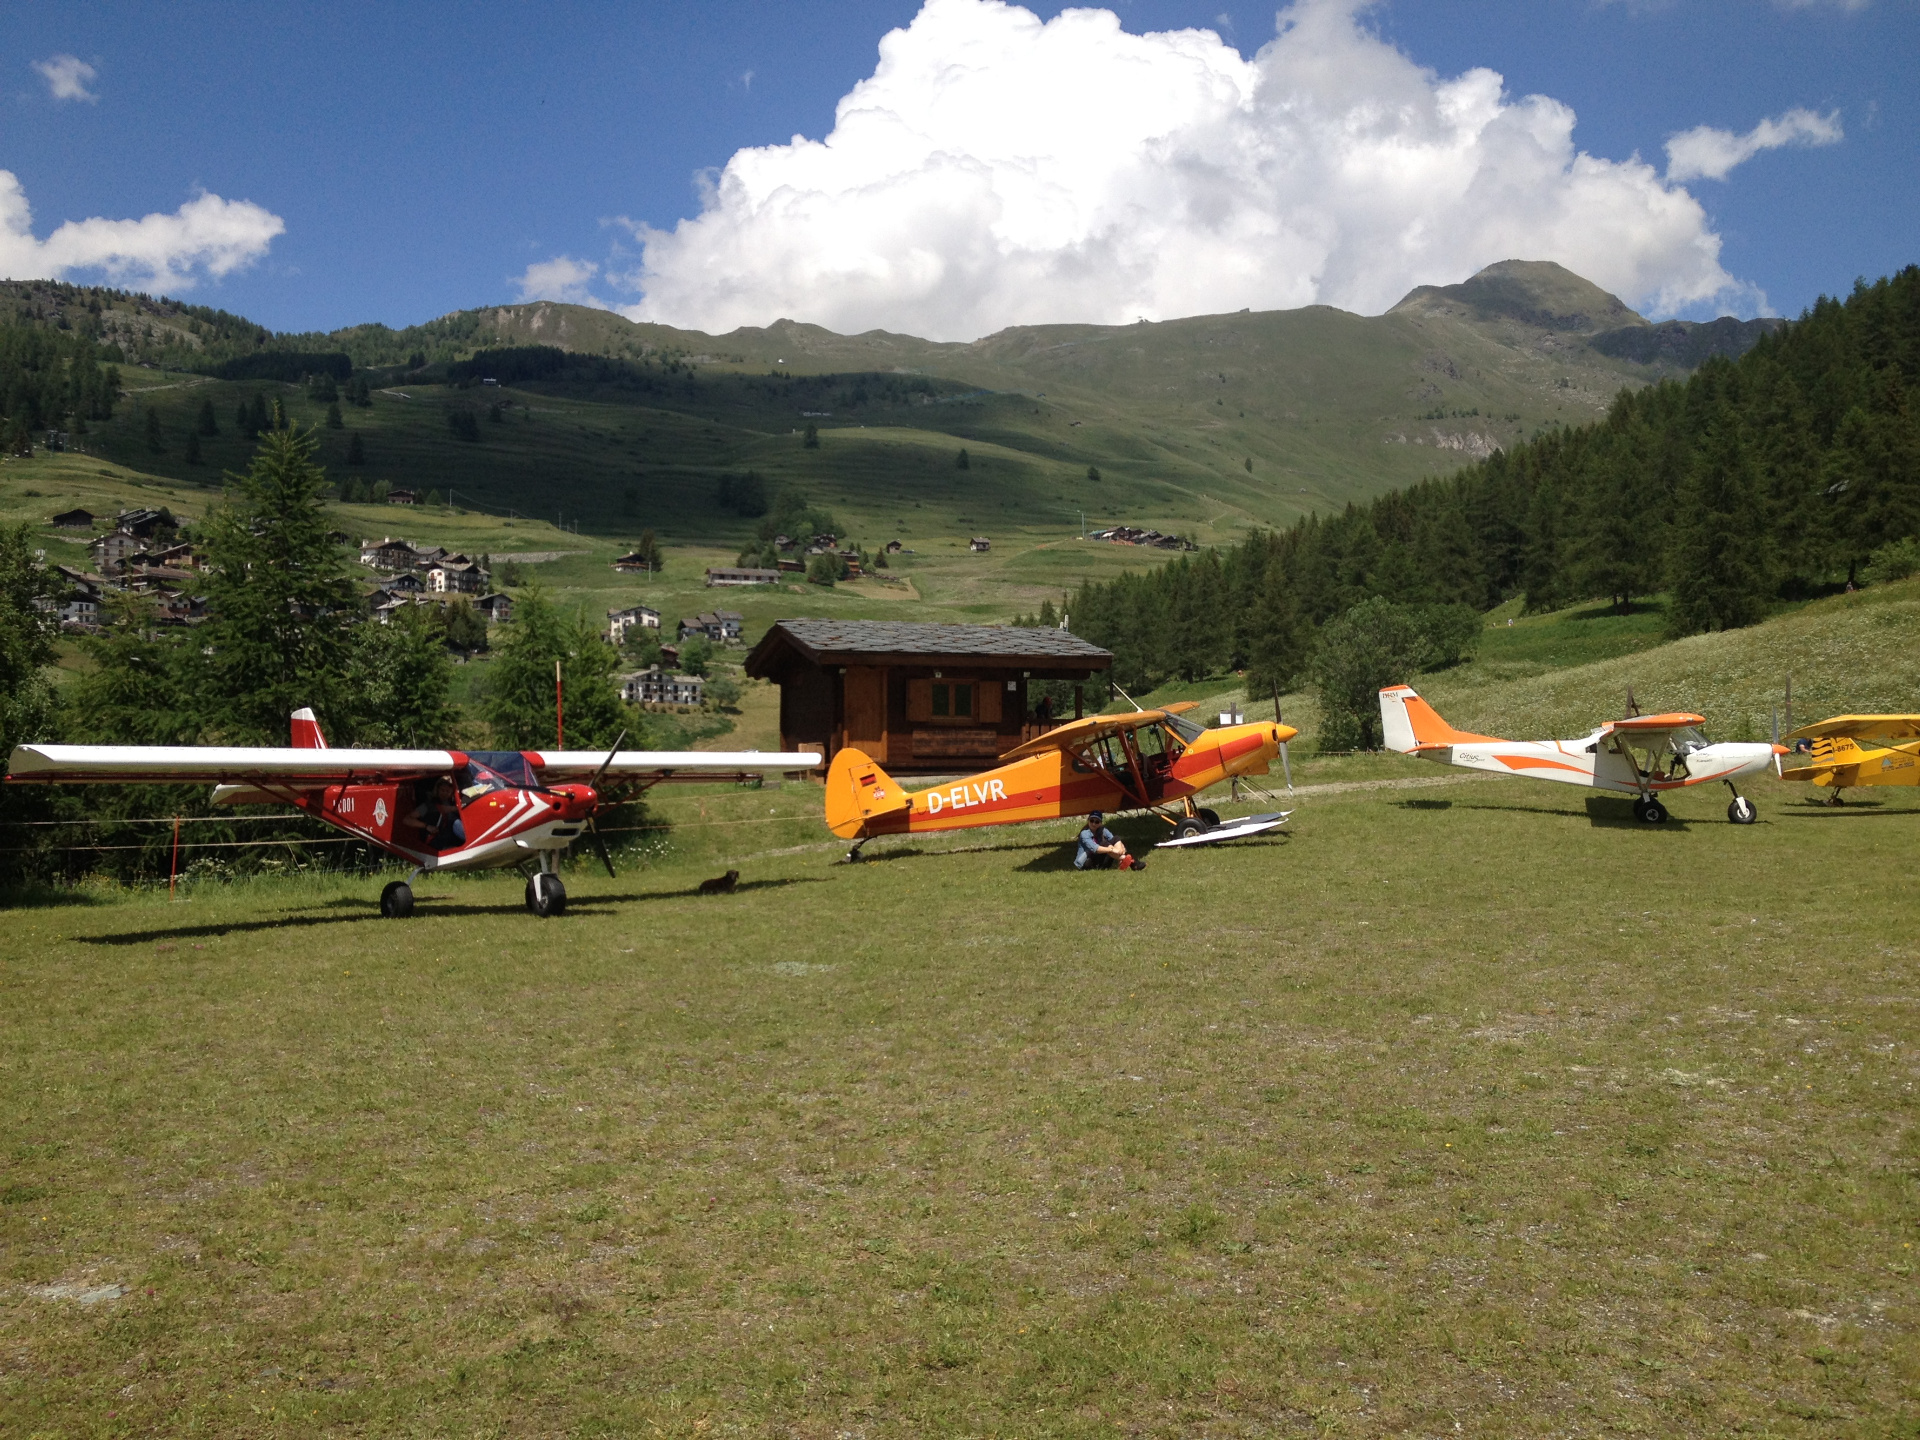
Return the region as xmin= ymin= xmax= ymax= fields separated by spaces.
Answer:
xmin=697 ymin=869 xmax=740 ymax=895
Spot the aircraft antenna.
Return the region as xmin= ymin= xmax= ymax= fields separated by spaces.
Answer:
xmin=1624 ymin=685 xmax=1640 ymax=719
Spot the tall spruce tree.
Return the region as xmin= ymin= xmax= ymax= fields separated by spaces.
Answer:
xmin=480 ymin=585 xmax=626 ymax=748
xmin=346 ymin=604 xmax=456 ymax=746
xmin=1666 ymin=418 xmax=1773 ymax=636
xmin=195 ymin=429 xmax=362 ymax=742
xmin=197 ymin=398 xmax=219 ymax=435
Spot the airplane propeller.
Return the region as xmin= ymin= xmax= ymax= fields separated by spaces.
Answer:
xmin=1272 ymin=683 xmax=1294 ymax=793
xmin=583 ymin=727 xmax=628 ymax=880
xmin=1772 ymin=708 xmax=1783 ymax=778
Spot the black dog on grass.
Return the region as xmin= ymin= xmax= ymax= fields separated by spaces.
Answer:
xmin=697 ymin=870 xmax=740 ymax=895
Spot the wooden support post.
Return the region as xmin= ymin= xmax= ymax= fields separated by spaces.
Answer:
xmin=169 ymin=815 xmax=181 ymax=896
xmin=1074 ymin=684 xmax=1083 ymax=720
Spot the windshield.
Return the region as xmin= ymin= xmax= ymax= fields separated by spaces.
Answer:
xmin=1667 ymin=727 xmax=1710 ymax=755
xmin=462 ymin=750 xmax=537 ymax=797
xmin=1166 ymin=712 xmax=1207 ymax=745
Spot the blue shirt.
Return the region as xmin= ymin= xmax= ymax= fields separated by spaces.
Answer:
xmin=1075 ymin=824 xmax=1114 ymax=869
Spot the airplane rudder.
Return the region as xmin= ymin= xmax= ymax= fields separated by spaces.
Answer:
xmin=291 ymin=706 xmax=329 ymax=749
xmin=825 ymin=746 xmax=902 ymax=838
xmin=1378 ymin=685 xmax=1419 ymax=754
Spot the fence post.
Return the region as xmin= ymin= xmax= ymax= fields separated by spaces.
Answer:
xmin=169 ymin=815 xmax=181 ymax=896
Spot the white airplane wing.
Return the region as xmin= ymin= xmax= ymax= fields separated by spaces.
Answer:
xmin=5 ymin=744 xmax=458 ymax=786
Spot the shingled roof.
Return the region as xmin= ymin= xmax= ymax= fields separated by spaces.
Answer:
xmin=746 ymin=619 xmax=1111 ymax=675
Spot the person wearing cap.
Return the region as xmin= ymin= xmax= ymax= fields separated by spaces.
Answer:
xmin=1074 ymin=811 xmax=1139 ymax=871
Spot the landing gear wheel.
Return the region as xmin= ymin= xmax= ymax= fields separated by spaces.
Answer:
xmin=1198 ymin=808 xmax=1221 ymax=828
xmin=1727 ymin=795 xmax=1758 ymax=825
xmin=379 ymin=881 xmax=414 ymax=919
xmin=1631 ymin=798 xmax=1649 ymax=823
xmin=1172 ymin=816 xmax=1208 ymax=839
xmin=525 ymin=872 xmax=568 ymax=917
xmin=1635 ymin=799 xmax=1669 ymax=825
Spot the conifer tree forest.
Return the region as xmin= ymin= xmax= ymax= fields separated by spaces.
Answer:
xmin=1064 ymin=267 xmax=1920 ymax=700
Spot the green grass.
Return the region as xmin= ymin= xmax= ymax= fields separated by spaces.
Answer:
xmin=4 ymin=763 xmax=1917 ymax=1435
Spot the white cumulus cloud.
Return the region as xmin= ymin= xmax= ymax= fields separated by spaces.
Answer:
xmin=1664 ymin=107 xmax=1843 ymax=183
xmin=33 ymin=54 xmax=98 ymax=103
xmin=610 ymin=0 xmax=1760 ymax=339
xmin=0 ymin=171 xmax=284 ymax=291
xmin=513 ymin=254 xmax=609 ymax=306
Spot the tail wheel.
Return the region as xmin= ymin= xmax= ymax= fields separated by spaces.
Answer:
xmin=1727 ymin=796 xmax=1758 ymax=825
xmin=525 ymin=873 xmax=568 ymax=917
xmin=1172 ymin=816 xmax=1208 ymax=839
xmin=379 ymin=881 xmax=414 ymax=919
xmin=1198 ymin=808 xmax=1221 ymax=828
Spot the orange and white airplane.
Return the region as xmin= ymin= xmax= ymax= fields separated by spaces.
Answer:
xmin=1379 ymin=685 xmax=1783 ymax=824
xmin=825 ymin=705 xmax=1297 ymax=860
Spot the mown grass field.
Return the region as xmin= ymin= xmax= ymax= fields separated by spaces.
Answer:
xmin=4 ymin=760 xmax=1917 ymax=1437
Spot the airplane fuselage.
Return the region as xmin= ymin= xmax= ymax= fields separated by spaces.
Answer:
xmin=1415 ymin=733 xmax=1779 ymax=794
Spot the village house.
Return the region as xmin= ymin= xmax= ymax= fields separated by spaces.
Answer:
xmin=704 ymin=566 xmax=779 ymax=587
xmin=50 ymin=508 xmax=95 ymax=530
xmin=620 ymin=667 xmax=705 ymax=707
xmin=375 ymin=571 xmax=426 ymax=595
xmin=612 ymin=550 xmax=657 ymax=573
xmin=427 ymin=561 xmax=487 ymax=595
xmin=607 ymin=604 xmax=661 ymax=643
xmin=147 ymin=542 xmax=199 ymax=570
xmin=776 ymin=557 xmax=805 ymax=573
xmin=411 ymin=546 xmax=450 ymax=569
xmin=968 ymin=536 xmax=991 ymax=552
xmin=884 ymin=540 xmax=905 ymax=554
xmin=745 ymin=620 xmax=1112 ymax=775
xmin=678 ymin=610 xmax=743 ymax=644
xmin=116 ymin=508 xmax=173 ymax=540
xmin=386 ymin=488 xmax=419 ymax=506
xmin=360 ymin=537 xmax=421 ymax=571
xmin=475 ymin=593 xmax=514 ymax=623
xmin=90 ymin=529 xmax=143 ymax=574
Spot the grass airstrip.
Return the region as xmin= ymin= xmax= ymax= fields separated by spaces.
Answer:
xmin=4 ymin=755 xmax=1917 ymax=1436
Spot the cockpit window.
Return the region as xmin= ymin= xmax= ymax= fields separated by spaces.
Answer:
xmin=1165 ymin=712 xmax=1206 ymax=746
xmin=1668 ymin=727 xmax=1709 ymax=755
xmin=463 ymin=750 xmax=536 ymax=797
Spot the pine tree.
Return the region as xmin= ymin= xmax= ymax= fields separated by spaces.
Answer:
xmin=955 ymin=448 xmax=970 ymax=470
xmin=325 ymin=401 xmax=343 ymax=429
xmin=1309 ymin=597 xmax=1436 ymax=751
xmin=144 ymin=405 xmax=164 ymax=453
xmin=346 ymin=432 xmax=365 ymax=466
xmin=184 ymin=429 xmax=201 ymax=464
xmin=346 ymin=603 xmax=456 ymax=746
xmin=802 ymin=423 xmax=819 ymax=449
xmin=480 ymin=585 xmax=626 ymax=748
xmin=197 ymin=398 xmax=219 ymax=436
xmin=236 ymin=401 xmax=253 ymax=438
xmin=272 ymin=396 xmax=288 ymax=432
xmin=195 ymin=428 xmax=362 ymax=742
xmin=1666 ymin=418 xmax=1773 ymax=636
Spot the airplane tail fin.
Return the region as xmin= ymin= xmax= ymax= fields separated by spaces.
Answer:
xmin=291 ymin=707 xmax=328 ymax=749
xmin=825 ymin=747 xmax=910 ymax=840
xmin=1379 ymin=685 xmax=1479 ymax=754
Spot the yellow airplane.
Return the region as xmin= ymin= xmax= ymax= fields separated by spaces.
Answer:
xmin=1780 ymin=715 xmax=1920 ymax=803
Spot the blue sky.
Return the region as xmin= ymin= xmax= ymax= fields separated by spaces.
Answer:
xmin=2 ymin=1 xmax=1912 ymax=339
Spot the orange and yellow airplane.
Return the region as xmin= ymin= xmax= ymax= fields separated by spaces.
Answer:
xmin=1780 ymin=715 xmax=1920 ymax=802
xmin=825 ymin=705 xmax=1297 ymax=860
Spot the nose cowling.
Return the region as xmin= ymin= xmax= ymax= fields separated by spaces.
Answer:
xmin=551 ymin=783 xmax=598 ymax=821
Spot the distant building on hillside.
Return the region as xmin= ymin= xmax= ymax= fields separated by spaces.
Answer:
xmin=607 ymin=604 xmax=661 ymax=643
xmin=704 ymin=566 xmax=779 ymax=587
xmin=612 ymin=550 xmax=657 ymax=573
xmin=678 ymin=610 xmax=743 ymax=644
xmin=360 ymin=537 xmax=421 ymax=571
xmin=386 ymin=488 xmax=419 ymax=506
xmin=50 ymin=508 xmax=95 ymax=530
xmin=621 ymin=667 xmax=704 ymax=707
xmin=968 ymin=536 xmax=991 ymax=552
xmin=476 ymin=593 xmax=513 ymax=623
xmin=427 ymin=561 xmax=487 ymax=595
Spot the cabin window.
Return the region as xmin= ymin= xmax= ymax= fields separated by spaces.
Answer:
xmin=908 ymin=677 xmax=997 ymax=723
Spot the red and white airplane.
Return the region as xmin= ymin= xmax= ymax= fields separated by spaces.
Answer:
xmin=1379 ymin=685 xmax=1784 ymax=824
xmin=5 ymin=709 xmax=821 ymax=916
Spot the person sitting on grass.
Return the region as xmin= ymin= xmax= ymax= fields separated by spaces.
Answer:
xmin=1075 ymin=811 xmax=1141 ymax=871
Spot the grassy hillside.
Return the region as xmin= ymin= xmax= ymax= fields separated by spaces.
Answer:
xmin=1126 ymin=580 xmax=1920 ymax=760
xmin=5 ymin=262 xmax=1776 ymax=556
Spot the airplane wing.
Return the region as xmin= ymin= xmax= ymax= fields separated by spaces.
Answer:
xmin=529 ymin=749 xmax=822 ymax=781
xmin=5 ymin=744 xmax=457 ymax=786
xmin=1786 ymin=715 xmax=1920 ymax=744
xmin=6 ymin=743 xmax=824 ymax=788
xmin=1596 ymin=712 xmax=1708 ymax=740
xmin=995 ymin=706 xmax=1197 ymax=762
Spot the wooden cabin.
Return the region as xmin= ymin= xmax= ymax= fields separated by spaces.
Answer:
xmin=745 ymin=620 xmax=1112 ymax=775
